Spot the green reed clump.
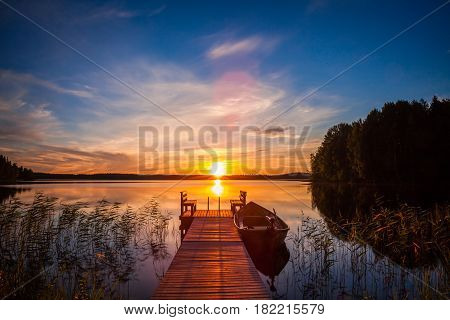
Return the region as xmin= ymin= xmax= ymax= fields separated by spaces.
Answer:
xmin=0 ymin=193 xmax=172 ymax=299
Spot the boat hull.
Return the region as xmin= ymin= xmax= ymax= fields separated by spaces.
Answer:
xmin=233 ymin=201 xmax=290 ymax=246
xmin=238 ymin=227 xmax=288 ymax=246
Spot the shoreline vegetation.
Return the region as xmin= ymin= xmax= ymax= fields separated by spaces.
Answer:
xmin=310 ymin=97 xmax=450 ymax=187
xmin=0 ymin=152 xmax=310 ymax=183
xmin=31 ymin=172 xmax=311 ymax=181
xmin=0 ymin=194 xmax=172 ymax=299
xmin=308 ymin=97 xmax=450 ymax=295
xmin=0 ymin=155 xmax=34 ymax=184
xmin=1 ymin=172 xmax=311 ymax=184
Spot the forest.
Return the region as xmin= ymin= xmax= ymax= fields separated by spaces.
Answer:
xmin=310 ymin=97 xmax=450 ymax=186
xmin=0 ymin=155 xmax=34 ymax=183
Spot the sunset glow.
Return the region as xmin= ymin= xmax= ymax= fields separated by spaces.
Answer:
xmin=210 ymin=161 xmax=226 ymax=177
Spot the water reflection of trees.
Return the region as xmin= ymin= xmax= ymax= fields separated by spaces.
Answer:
xmin=310 ymin=183 xmax=449 ymax=269
xmin=284 ymin=182 xmax=449 ymax=299
xmin=289 ymin=213 xmax=448 ymax=299
xmin=0 ymin=186 xmax=30 ymax=203
xmin=0 ymin=193 xmax=172 ymax=299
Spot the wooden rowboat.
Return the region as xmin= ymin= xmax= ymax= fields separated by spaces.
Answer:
xmin=233 ymin=201 xmax=289 ymax=245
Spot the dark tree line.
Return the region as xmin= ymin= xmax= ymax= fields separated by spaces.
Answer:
xmin=311 ymin=97 xmax=450 ymax=186
xmin=0 ymin=155 xmax=34 ymax=183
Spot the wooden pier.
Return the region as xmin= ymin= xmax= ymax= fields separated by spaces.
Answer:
xmin=180 ymin=209 xmax=233 ymax=218
xmin=152 ymin=203 xmax=270 ymax=299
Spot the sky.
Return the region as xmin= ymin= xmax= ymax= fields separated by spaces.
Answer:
xmin=0 ymin=0 xmax=449 ymax=174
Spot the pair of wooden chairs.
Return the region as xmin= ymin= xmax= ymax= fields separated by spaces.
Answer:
xmin=180 ymin=190 xmax=247 ymax=216
xmin=230 ymin=190 xmax=247 ymax=214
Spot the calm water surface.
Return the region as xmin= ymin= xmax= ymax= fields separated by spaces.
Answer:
xmin=1 ymin=180 xmax=447 ymax=299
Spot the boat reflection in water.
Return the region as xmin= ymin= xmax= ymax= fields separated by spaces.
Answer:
xmin=244 ymin=239 xmax=290 ymax=293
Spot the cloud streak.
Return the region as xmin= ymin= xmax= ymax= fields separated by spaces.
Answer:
xmin=85 ymin=4 xmax=167 ymax=21
xmin=0 ymin=70 xmax=93 ymax=98
xmin=207 ymin=36 xmax=264 ymax=59
xmin=0 ymin=142 xmax=135 ymax=174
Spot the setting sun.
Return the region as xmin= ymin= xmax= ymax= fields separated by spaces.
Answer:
xmin=210 ymin=161 xmax=226 ymax=177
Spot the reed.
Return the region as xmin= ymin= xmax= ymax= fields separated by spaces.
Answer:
xmin=0 ymin=193 xmax=172 ymax=299
xmin=287 ymin=209 xmax=449 ymax=299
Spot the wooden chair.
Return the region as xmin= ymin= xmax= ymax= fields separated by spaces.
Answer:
xmin=180 ymin=191 xmax=197 ymax=216
xmin=230 ymin=190 xmax=247 ymax=214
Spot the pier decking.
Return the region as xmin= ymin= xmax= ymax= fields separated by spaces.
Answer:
xmin=152 ymin=209 xmax=270 ymax=299
xmin=180 ymin=209 xmax=233 ymax=218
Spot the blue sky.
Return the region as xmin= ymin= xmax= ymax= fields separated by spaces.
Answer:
xmin=0 ymin=0 xmax=449 ymax=173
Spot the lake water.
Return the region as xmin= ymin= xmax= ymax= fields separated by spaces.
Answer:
xmin=0 ymin=180 xmax=447 ymax=299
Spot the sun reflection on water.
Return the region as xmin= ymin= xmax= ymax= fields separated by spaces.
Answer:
xmin=211 ymin=179 xmax=224 ymax=196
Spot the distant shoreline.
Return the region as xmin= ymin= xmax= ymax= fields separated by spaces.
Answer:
xmin=1 ymin=172 xmax=311 ymax=185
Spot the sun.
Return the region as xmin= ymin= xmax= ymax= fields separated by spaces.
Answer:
xmin=210 ymin=161 xmax=226 ymax=177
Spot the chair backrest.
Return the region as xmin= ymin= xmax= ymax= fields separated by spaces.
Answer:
xmin=180 ymin=191 xmax=188 ymax=204
xmin=240 ymin=190 xmax=247 ymax=204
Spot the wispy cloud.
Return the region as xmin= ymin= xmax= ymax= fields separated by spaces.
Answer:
xmin=263 ymin=126 xmax=285 ymax=135
xmin=148 ymin=5 xmax=166 ymax=17
xmin=207 ymin=36 xmax=264 ymax=59
xmin=0 ymin=93 xmax=64 ymax=143
xmin=87 ymin=64 xmax=287 ymax=128
xmin=89 ymin=8 xmax=137 ymax=19
xmin=86 ymin=4 xmax=166 ymax=21
xmin=0 ymin=142 xmax=135 ymax=174
xmin=0 ymin=70 xmax=93 ymax=98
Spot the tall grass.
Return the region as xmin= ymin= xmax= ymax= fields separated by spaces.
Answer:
xmin=329 ymin=203 xmax=450 ymax=269
xmin=287 ymin=211 xmax=449 ymax=299
xmin=0 ymin=193 xmax=172 ymax=299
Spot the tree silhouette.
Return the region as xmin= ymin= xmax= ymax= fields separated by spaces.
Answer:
xmin=311 ymin=97 xmax=450 ymax=186
xmin=0 ymin=155 xmax=34 ymax=183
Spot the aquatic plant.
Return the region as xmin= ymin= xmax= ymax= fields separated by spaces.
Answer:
xmin=311 ymin=182 xmax=450 ymax=269
xmin=0 ymin=193 xmax=172 ymax=299
xmin=286 ymin=213 xmax=448 ymax=300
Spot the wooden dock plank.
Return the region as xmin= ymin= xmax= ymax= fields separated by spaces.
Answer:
xmin=153 ymin=215 xmax=269 ymax=300
xmin=183 ymin=218 xmax=241 ymax=242
xmin=181 ymin=209 xmax=233 ymax=218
